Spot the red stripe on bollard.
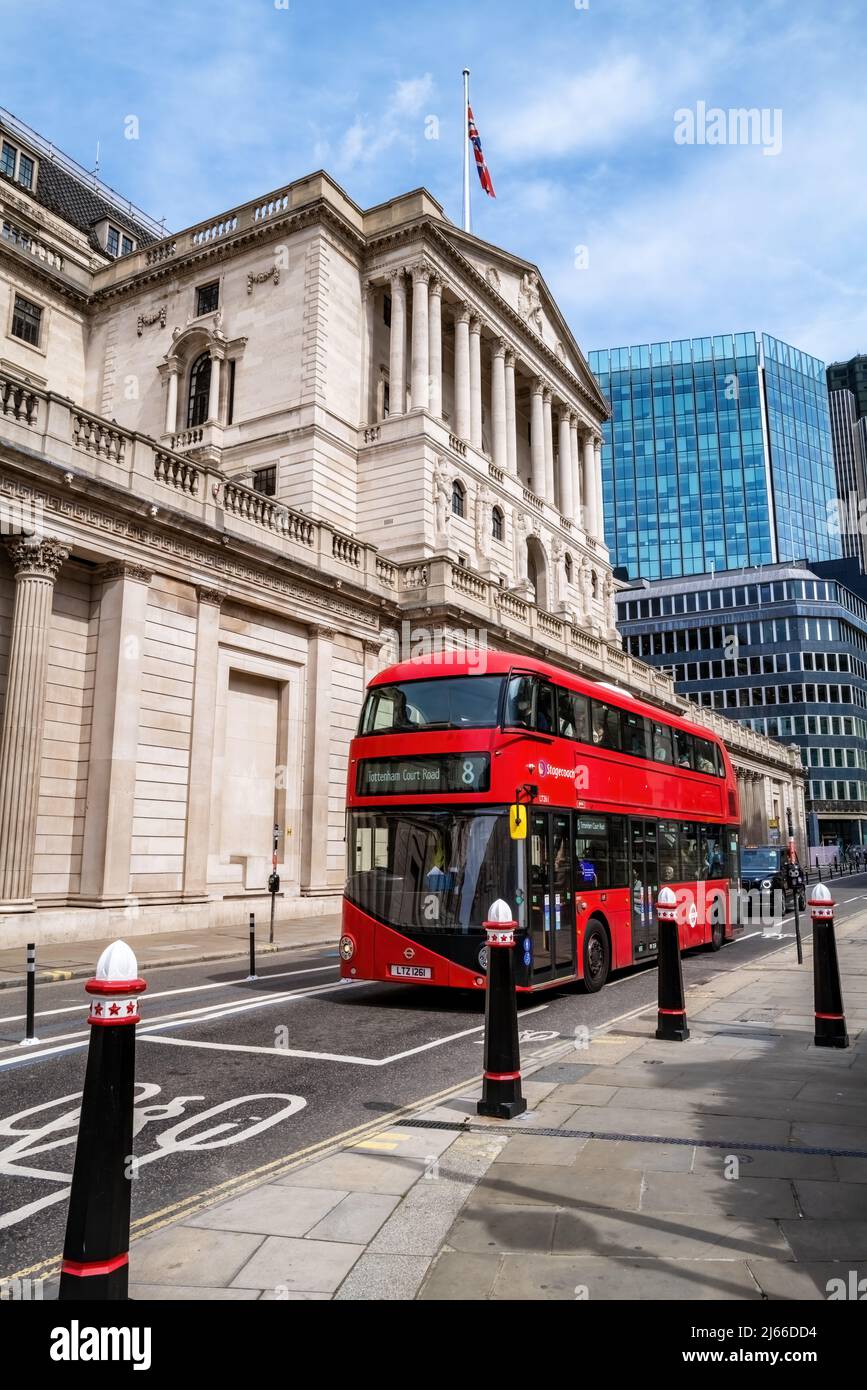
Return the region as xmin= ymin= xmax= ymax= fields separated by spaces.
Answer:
xmin=484 ymin=1070 xmax=522 ymax=1081
xmin=60 ymin=1253 xmax=129 ymax=1278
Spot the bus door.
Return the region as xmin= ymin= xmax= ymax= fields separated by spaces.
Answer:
xmin=629 ymin=819 xmax=659 ymax=960
xmin=528 ymin=811 xmax=575 ymax=981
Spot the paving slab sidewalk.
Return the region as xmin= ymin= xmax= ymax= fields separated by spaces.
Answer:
xmin=76 ymin=908 xmax=867 ymax=1302
xmin=0 ymin=914 xmax=342 ymax=990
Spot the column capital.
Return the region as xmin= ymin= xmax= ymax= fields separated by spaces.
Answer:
xmin=4 ymin=536 xmax=69 ymax=581
xmin=388 ymin=266 xmax=407 ymax=290
xmin=196 ymin=585 xmax=226 ymax=607
xmin=362 ymin=637 xmax=385 ymax=656
xmin=469 ymin=313 xmax=482 ymax=335
xmin=96 ymin=559 xmax=153 ymax=586
xmin=309 ymin=622 xmax=336 ymax=641
xmin=493 ymin=338 xmax=507 ymax=360
xmin=504 ymin=347 xmax=516 ymax=369
xmin=543 ymin=384 xmax=553 ymax=404
xmin=428 ymin=274 xmax=443 ymax=299
xmin=409 ymin=261 xmax=432 ymax=285
xmin=455 ymin=300 xmax=472 ymax=325
xmin=531 ymin=376 xmax=545 ymax=397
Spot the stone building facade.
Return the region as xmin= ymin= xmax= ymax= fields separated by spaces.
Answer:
xmin=0 ymin=109 xmax=805 ymax=946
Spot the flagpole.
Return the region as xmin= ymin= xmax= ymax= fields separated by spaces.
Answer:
xmin=462 ymin=67 xmax=471 ymax=233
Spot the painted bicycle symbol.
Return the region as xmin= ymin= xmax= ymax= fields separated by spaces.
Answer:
xmin=0 ymin=1083 xmax=305 ymax=1233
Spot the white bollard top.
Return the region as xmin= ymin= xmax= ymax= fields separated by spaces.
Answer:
xmin=811 ymin=883 xmax=832 ymax=903
xmin=657 ymin=886 xmax=677 ymax=907
xmin=95 ymin=939 xmax=139 ymax=983
xmin=487 ymin=898 xmax=513 ymax=923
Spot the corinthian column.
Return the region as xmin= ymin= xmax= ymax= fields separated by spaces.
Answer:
xmin=165 ymin=361 xmax=179 ymax=435
xmin=491 ymin=339 xmax=508 ymax=472
xmin=504 ymin=350 xmax=518 ymax=475
xmin=530 ymin=379 xmax=546 ymax=497
xmin=207 ymin=350 xmax=222 ymax=423
xmin=410 ymin=263 xmax=431 ymax=411
xmin=0 ymin=537 xmax=69 ymax=908
xmin=543 ymin=387 xmax=555 ymax=503
xmin=583 ymin=430 xmax=598 ymax=538
xmin=454 ymin=302 xmax=471 ymax=440
xmin=594 ymin=434 xmax=606 ymax=543
xmin=428 ymin=277 xmax=443 ymax=418
xmin=389 ymin=268 xmax=407 ymax=416
xmin=469 ymin=315 xmax=483 ymax=449
xmin=557 ymin=409 xmax=573 ymax=520
xmin=570 ymin=413 xmax=583 ymax=527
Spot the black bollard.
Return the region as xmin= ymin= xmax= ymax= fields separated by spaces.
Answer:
xmin=655 ymin=886 xmax=689 ymax=1042
xmin=247 ymin=911 xmax=257 ymax=980
xmin=477 ymin=899 xmax=527 ymax=1119
xmin=21 ymin=942 xmax=37 ymax=1046
xmin=810 ymin=886 xmax=849 ymax=1049
xmin=816 ymin=856 xmax=822 ymax=881
xmin=59 ymin=940 xmax=147 ymax=1300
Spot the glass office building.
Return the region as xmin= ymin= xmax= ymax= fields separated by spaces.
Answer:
xmin=616 ymin=559 xmax=867 ymax=848
xmin=588 ymin=333 xmax=841 ymax=581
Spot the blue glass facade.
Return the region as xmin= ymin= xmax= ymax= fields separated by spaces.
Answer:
xmin=588 ymin=333 xmax=841 ymax=581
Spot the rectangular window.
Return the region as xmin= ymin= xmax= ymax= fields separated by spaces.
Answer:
xmin=120 ymin=234 xmax=134 ymax=256
xmin=574 ymin=814 xmax=628 ymax=890
xmin=196 ymin=281 xmax=220 ymax=316
xmin=106 ymin=226 xmax=119 ymax=256
xmin=226 ymin=359 xmax=236 ymax=425
xmin=658 ymin=820 xmax=679 ymax=883
xmin=673 ymin=729 xmax=694 ymax=769
xmin=383 ymin=294 xmax=391 ymax=327
xmin=694 ymin=738 xmax=716 ymax=775
xmin=252 ymin=465 xmax=277 ymax=497
xmin=651 ymin=722 xmax=674 ymax=764
xmin=11 ymin=293 xmax=42 ymax=346
xmin=621 ymin=709 xmax=650 ymax=759
xmin=17 ymin=153 xmax=34 ymax=189
xmin=1 ymin=141 xmax=16 ymax=178
xmin=556 ymin=688 xmax=590 ymax=742
xmin=591 ymin=701 xmax=621 ymax=751
xmin=680 ymin=823 xmax=700 ymax=878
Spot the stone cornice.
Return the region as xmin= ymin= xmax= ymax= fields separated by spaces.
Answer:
xmin=0 ymin=458 xmax=384 ymax=636
xmin=91 ymin=200 xmax=366 ymax=309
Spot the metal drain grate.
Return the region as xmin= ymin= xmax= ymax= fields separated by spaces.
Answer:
xmin=399 ymin=1115 xmax=867 ymax=1161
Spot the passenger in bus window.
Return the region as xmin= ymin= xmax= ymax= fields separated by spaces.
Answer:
xmin=536 ymin=684 xmax=554 ymax=733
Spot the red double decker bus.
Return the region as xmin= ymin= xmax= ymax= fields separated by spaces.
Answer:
xmin=340 ymin=652 xmax=740 ymax=993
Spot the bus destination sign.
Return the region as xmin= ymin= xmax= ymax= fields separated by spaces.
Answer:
xmin=357 ymin=754 xmax=490 ymax=796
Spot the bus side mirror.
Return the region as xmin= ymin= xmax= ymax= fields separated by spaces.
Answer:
xmin=509 ymin=805 xmax=528 ymax=840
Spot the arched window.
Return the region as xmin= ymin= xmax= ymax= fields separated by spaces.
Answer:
xmin=491 ymin=506 xmax=504 ymax=542
xmin=564 ymin=552 xmax=573 ymax=583
xmin=451 ymin=480 xmax=465 ymax=518
xmin=188 ymin=351 xmax=212 ymax=428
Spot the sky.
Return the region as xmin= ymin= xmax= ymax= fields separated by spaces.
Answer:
xmin=2 ymin=0 xmax=864 ymax=363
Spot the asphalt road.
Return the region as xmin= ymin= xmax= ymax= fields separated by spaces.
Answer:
xmin=1 ymin=878 xmax=863 ymax=1280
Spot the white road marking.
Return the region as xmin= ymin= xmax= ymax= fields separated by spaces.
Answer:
xmin=0 ymin=977 xmax=359 ymax=1069
xmin=141 ymin=1019 xmax=488 ymax=1067
xmin=0 ymin=963 xmax=337 ymax=1026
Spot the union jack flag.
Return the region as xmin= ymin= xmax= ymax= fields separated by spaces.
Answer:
xmin=468 ymin=105 xmax=496 ymax=199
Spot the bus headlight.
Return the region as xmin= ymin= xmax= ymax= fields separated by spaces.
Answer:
xmin=339 ymin=935 xmax=355 ymax=961
xmin=761 ymin=879 xmax=772 ymax=890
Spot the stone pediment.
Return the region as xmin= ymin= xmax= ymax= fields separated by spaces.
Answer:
xmin=438 ymin=226 xmax=604 ymax=409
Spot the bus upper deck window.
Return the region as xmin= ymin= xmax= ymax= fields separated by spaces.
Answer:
xmin=505 ymin=674 xmax=535 ymax=728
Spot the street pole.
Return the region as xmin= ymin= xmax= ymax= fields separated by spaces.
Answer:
xmin=20 ymin=942 xmax=38 ymax=1046
xmin=477 ymin=899 xmax=526 ymax=1119
xmin=809 ymin=884 xmax=849 ymax=1048
xmin=248 ymin=911 xmax=257 ymax=981
xmin=268 ymin=821 xmax=279 ymax=946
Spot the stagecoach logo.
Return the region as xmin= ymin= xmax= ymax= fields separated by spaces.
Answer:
xmin=478 ymin=945 xmax=488 ymax=971
xmin=538 ymin=759 xmax=579 ymax=782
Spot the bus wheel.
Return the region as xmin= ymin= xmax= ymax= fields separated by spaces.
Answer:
xmin=707 ymin=919 xmax=724 ymax=952
xmin=582 ymin=920 xmax=610 ymax=992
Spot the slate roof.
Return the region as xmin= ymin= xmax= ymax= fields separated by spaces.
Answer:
xmin=1 ymin=111 xmax=162 ymax=253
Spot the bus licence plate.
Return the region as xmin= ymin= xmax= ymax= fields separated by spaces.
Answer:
xmin=389 ymin=964 xmax=432 ymax=979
